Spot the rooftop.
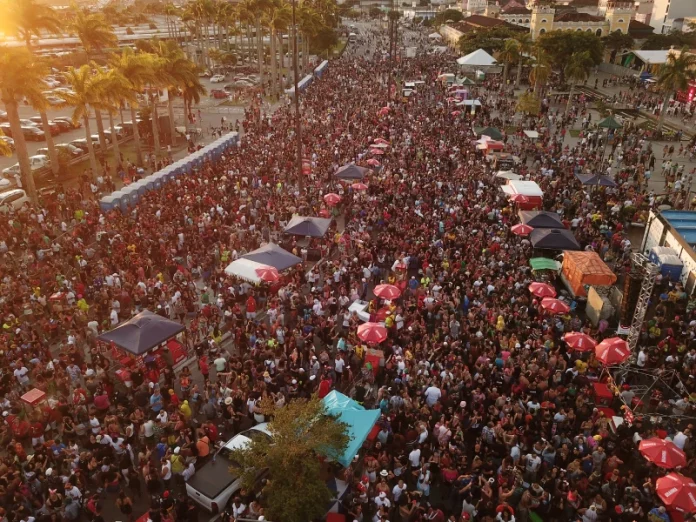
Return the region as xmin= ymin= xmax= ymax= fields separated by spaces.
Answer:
xmin=628 ymin=19 xmax=655 ymax=37
xmin=662 ymin=211 xmax=696 ymax=248
xmin=502 ymin=6 xmax=532 ymax=14
xmin=568 ymin=0 xmax=599 ymax=6
xmin=554 ymin=11 xmax=605 ymax=21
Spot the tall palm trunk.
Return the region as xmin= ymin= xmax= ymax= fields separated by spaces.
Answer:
xmin=130 ymin=104 xmax=143 ymax=166
xmin=516 ymin=60 xmax=523 ymax=88
xmin=247 ymin=25 xmax=254 ymax=65
xmin=109 ymin=111 xmax=121 ymax=177
xmin=151 ymin=95 xmax=161 ymax=157
xmin=270 ymin=27 xmax=277 ymax=96
xmin=5 ymin=100 xmax=38 ymax=204
xmin=656 ymin=91 xmax=672 ymax=133
xmin=502 ymin=62 xmax=509 ymax=87
xmin=565 ymin=83 xmax=575 ymax=118
xmin=83 ymin=112 xmax=100 ymax=178
xmin=278 ymin=33 xmax=285 ymax=88
xmin=168 ymin=90 xmax=177 ymax=145
xmin=39 ymin=111 xmax=59 ymax=176
xmin=255 ymin=16 xmax=264 ymax=81
xmin=94 ymin=109 xmax=109 ymax=157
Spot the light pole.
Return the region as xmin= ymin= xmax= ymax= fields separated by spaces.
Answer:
xmin=291 ymin=0 xmax=303 ymax=184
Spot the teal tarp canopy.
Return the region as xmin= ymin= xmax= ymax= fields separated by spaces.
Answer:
xmin=322 ymin=391 xmax=380 ymax=467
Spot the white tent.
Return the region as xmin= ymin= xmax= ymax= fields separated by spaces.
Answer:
xmin=224 ymin=258 xmax=268 ymax=283
xmin=456 ymin=49 xmax=497 ymax=67
xmin=457 ymin=99 xmax=482 ymax=107
xmin=524 ymin=130 xmax=540 ymax=138
xmin=428 ymin=32 xmax=443 ymax=40
xmin=496 ymin=171 xmax=522 ymax=181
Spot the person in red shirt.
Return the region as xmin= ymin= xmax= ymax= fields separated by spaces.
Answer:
xmin=198 ymin=356 xmax=209 ymax=384
xmin=30 ymin=417 xmax=45 ymax=446
xmin=94 ymin=391 xmax=110 ymax=413
xmin=246 ymin=293 xmax=257 ymax=320
xmin=318 ymin=374 xmax=331 ymax=399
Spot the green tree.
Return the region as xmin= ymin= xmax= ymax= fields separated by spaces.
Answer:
xmin=228 ymin=396 xmax=350 ymax=522
xmin=536 ymin=30 xmax=603 ymax=81
xmin=435 ymin=8 xmax=463 ymax=24
xmin=3 ymin=0 xmax=61 ymax=47
xmin=0 ymin=47 xmax=49 ymax=203
xmin=603 ymin=30 xmax=634 ymax=63
xmin=458 ymin=26 xmax=515 ymax=55
xmin=498 ymin=39 xmax=519 ymax=87
xmin=642 ymin=31 xmax=696 ymax=51
xmin=564 ymin=50 xmax=594 ymax=116
xmin=368 ymin=6 xmax=382 ymax=17
xmin=529 ymin=49 xmax=551 ymax=94
xmin=655 ymin=48 xmax=696 ymax=132
xmin=516 ymin=91 xmax=541 ymax=116
xmin=95 ymin=68 xmax=136 ymax=176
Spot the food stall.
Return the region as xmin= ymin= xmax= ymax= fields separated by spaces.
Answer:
xmin=501 ymin=180 xmax=544 ymax=210
xmin=97 ymin=310 xmax=188 ymax=384
xmin=561 ymin=251 xmax=617 ymax=298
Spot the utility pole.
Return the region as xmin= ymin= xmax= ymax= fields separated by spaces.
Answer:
xmin=387 ymin=0 xmax=395 ymax=102
xmin=291 ymin=0 xmax=303 ymax=186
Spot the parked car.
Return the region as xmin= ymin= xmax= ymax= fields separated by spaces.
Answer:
xmin=28 ymin=117 xmax=61 ymax=136
xmin=186 ymin=423 xmax=272 ymax=513
xmin=0 ymin=189 xmax=29 ymax=214
xmin=0 ymin=111 xmax=8 ymax=122
xmin=38 ymin=143 xmax=83 ymax=159
xmin=2 ymin=155 xmax=50 ymax=178
xmin=210 ymin=89 xmax=228 ymax=99
xmin=70 ymin=137 xmax=100 ymax=153
xmin=43 ymin=77 xmax=60 ymax=88
xmin=53 ymin=117 xmax=80 ymax=129
xmin=45 ymin=96 xmax=63 ymax=106
xmin=102 ymin=127 xmax=124 ymax=142
xmin=210 ymin=74 xmax=226 ymax=83
xmin=50 ymin=119 xmax=76 ymax=133
xmin=18 ymin=119 xmax=38 ymax=128
xmin=0 ymin=136 xmax=15 ymax=151
xmin=92 ymin=133 xmax=110 ymax=145
xmin=21 ymin=127 xmax=46 ymax=141
xmin=119 ymin=120 xmax=141 ymax=136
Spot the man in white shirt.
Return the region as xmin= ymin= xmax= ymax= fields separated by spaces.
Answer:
xmin=408 ymin=446 xmax=421 ymax=468
xmin=392 ymin=480 xmax=407 ymax=502
xmin=424 ymin=384 xmax=442 ymax=407
xmin=14 ymin=365 xmax=30 ymax=387
xmin=524 ymin=453 xmax=542 ymax=482
xmin=637 ymin=348 xmax=647 ymax=368
xmin=674 ymin=430 xmax=689 ymax=450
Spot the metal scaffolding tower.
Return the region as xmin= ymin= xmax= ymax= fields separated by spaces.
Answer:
xmin=626 ymin=253 xmax=659 ymax=352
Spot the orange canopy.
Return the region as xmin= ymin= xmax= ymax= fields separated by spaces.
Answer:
xmin=562 ymin=251 xmax=617 ymax=297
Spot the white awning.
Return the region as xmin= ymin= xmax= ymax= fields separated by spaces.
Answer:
xmin=456 ymin=49 xmax=497 ymax=66
xmin=524 ymin=130 xmax=540 ymax=138
xmin=224 ymin=258 xmax=267 ymax=283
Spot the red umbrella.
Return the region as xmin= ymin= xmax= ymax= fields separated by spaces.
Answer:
xmin=540 ymin=297 xmax=570 ymax=314
xmin=370 ymin=148 xmax=385 ymax=155
xmin=324 ymin=193 xmax=342 ymax=206
xmin=595 ymin=337 xmax=630 ymax=365
xmin=366 ymin=159 xmax=381 ymax=167
xmin=562 ymin=332 xmax=597 ymax=352
xmin=319 ymin=208 xmax=330 ymax=218
xmin=509 ymin=194 xmax=530 ymax=204
xmin=255 ymin=265 xmax=280 ymax=283
xmin=511 ymin=223 xmax=534 ymax=236
xmin=357 ymin=322 xmax=388 ymax=344
xmin=640 ymin=438 xmax=687 ymax=469
xmin=374 ymin=284 xmax=402 ymax=300
xmin=352 ymin=182 xmax=369 ymax=191
xmin=656 ymin=473 xmax=696 ymax=512
xmin=528 ymin=282 xmax=557 ymax=298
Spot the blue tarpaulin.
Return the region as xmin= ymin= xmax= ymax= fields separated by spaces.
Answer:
xmin=322 ymin=391 xmax=380 ymax=467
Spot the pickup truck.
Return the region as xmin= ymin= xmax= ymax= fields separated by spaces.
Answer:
xmin=186 ymin=423 xmax=271 ymax=514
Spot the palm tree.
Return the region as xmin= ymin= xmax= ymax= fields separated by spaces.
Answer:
xmin=110 ymin=48 xmax=158 ymax=166
xmin=655 ymin=48 xmax=696 ymax=133
xmin=70 ymin=9 xmax=118 ymax=59
xmin=95 ymin=69 xmax=136 ymax=177
xmin=514 ymin=33 xmax=533 ymax=88
xmin=59 ymin=64 xmax=110 ymax=178
xmin=5 ymin=0 xmax=61 ymax=48
xmin=265 ymin=0 xmax=292 ymax=96
xmin=154 ymin=41 xmax=205 ymax=146
xmin=238 ymin=1 xmax=256 ymax=66
xmin=183 ymin=80 xmax=206 ymax=123
xmin=564 ymin=50 xmax=594 ymax=117
xmin=529 ymin=48 xmax=551 ymax=94
xmin=253 ymin=0 xmax=273 ymax=84
xmin=71 ymin=9 xmax=118 ymax=156
xmin=298 ymin=6 xmax=321 ymax=73
xmin=498 ymin=39 xmax=519 ymax=87
xmin=0 ymin=47 xmax=49 ymax=204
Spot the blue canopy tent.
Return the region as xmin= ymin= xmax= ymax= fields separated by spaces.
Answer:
xmin=284 ymin=215 xmax=332 ymax=237
xmin=576 ymin=173 xmax=617 ymax=187
xmin=97 ymin=310 xmax=185 ymax=355
xmin=322 ymin=391 xmax=380 ymax=467
xmin=241 ymin=242 xmax=302 ymax=271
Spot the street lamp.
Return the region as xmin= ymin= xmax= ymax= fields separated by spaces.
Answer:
xmin=291 ymin=0 xmax=303 ymax=184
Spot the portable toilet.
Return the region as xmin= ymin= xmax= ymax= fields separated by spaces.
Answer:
xmin=122 ymin=185 xmax=140 ymax=206
xmin=140 ymin=177 xmax=155 ymax=192
xmin=129 ymin=180 xmax=147 ymax=196
xmin=99 ymin=194 xmax=118 ymax=212
xmin=111 ymin=190 xmax=131 ymax=212
xmin=649 ymin=246 xmax=684 ymax=281
xmin=152 ymin=174 xmax=163 ymax=189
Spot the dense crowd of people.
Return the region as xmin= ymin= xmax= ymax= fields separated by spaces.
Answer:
xmin=2 ymin=19 xmax=696 ymax=522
